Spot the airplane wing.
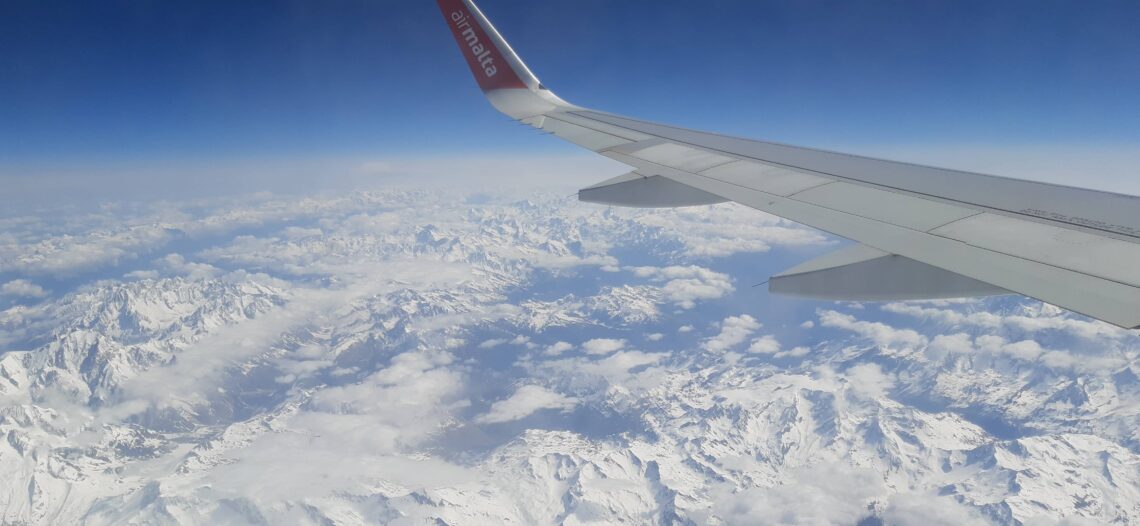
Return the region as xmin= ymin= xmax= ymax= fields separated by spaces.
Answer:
xmin=435 ymin=0 xmax=1140 ymax=329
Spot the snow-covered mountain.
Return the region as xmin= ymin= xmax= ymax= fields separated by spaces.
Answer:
xmin=0 ymin=189 xmax=1137 ymax=525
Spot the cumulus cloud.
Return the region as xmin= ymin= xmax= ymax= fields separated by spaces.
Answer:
xmin=629 ymin=265 xmax=734 ymax=309
xmin=828 ymin=305 xmax=1130 ymax=375
xmin=1 ymin=279 xmax=47 ymax=298
xmin=749 ymin=337 xmax=809 ymax=359
xmin=157 ymin=253 xmax=222 ymax=280
xmin=883 ymin=301 xmax=1127 ymax=342
xmin=819 ymin=310 xmax=927 ymax=349
xmin=589 ymin=351 xmax=665 ymax=379
xmin=747 ymin=335 xmax=781 ymax=354
xmin=703 ymin=315 xmax=762 ymax=353
xmin=778 ymin=346 xmax=811 ymax=358
xmin=566 ymin=350 xmax=667 ymax=383
xmin=544 ymin=341 xmax=573 ymax=356
xmin=479 ymin=338 xmax=508 ymax=349
xmin=308 ymin=349 xmax=461 ymax=427
xmin=928 ymin=332 xmax=974 ymax=356
xmin=920 ymin=328 xmax=1124 ymax=372
xmin=475 ymin=385 xmax=578 ymax=424
xmin=844 ymin=363 xmax=895 ymax=400
xmin=582 ymin=338 xmax=626 ymax=355
xmin=882 ymin=301 xmax=1002 ymax=329
xmin=977 ymin=336 xmax=1043 ymax=361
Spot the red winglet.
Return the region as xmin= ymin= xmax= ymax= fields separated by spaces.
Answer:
xmin=436 ymin=0 xmax=529 ymax=91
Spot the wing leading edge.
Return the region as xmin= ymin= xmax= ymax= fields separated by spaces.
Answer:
xmin=435 ymin=0 xmax=1140 ymax=329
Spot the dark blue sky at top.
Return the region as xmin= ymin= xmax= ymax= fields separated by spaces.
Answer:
xmin=2 ymin=0 xmax=1139 ymax=166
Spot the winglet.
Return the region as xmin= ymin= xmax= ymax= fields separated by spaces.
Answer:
xmin=436 ymin=0 xmax=573 ymax=118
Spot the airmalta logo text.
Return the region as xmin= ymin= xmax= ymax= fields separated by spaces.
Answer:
xmin=451 ymin=11 xmax=498 ymax=78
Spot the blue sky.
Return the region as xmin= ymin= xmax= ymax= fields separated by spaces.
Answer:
xmin=2 ymin=0 xmax=1139 ymax=167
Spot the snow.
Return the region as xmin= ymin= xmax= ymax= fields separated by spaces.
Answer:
xmin=0 ymin=188 xmax=1137 ymax=525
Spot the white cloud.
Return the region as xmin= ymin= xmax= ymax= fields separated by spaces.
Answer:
xmin=747 ymin=335 xmax=781 ymax=354
xmin=882 ymin=301 xmax=1002 ymax=329
xmin=475 ymin=385 xmax=578 ymax=424
xmin=123 ymin=269 xmax=159 ymax=280
xmin=703 ymin=315 xmax=761 ymax=353
xmin=633 ymin=204 xmax=831 ymax=258
xmin=881 ymin=493 xmax=990 ymax=526
xmin=478 ymin=338 xmax=508 ymax=349
xmin=646 ymin=333 xmax=664 ymax=342
xmin=336 ymin=212 xmax=402 ymax=234
xmin=708 ymin=463 xmax=884 ymax=525
xmin=157 ymin=253 xmax=221 ymax=280
xmin=819 ymin=310 xmax=927 ymax=349
xmin=928 ymin=333 xmax=974 ymax=355
xmin=975 ymin=335 xmax=1042 ymax=361
xmin=582 ymin=338 xmax=626 ymax=355
xmin=884 ymin=301 xmax=1127 ymax=342
xmin=0 ymin=224 xmax=174 ymax=277
xmin=107 ymin=268 xmax=417 ymax=416
xmin=1 ymin=279 xmax=47 ymax=298
xmin=195 ymin=348 xmax=475 ymax=503
xmin=488 ymin=245 xmax=618 ymax=271
xmin=584 ymin=351 xmax=665 ymax=380
xmin=309 ymin=350 xmax=460 ymax=422
xmin=776 ymin=346 xmax=811 ymax=358
xmin=530 ymin=349 xmax=668 ymax=390
xmin=997 ymin=339 xmax=1043 ymax=361
xmin=544 ymin=341 xmax=573 ymax=356
xmin=282 ymin=226 xmax=323 ymax=239
xmin=925 ymin=331 xmax=1124 ymax=373
xmin=844 ymin=363 xmax=895 ymax=400
xmin=629 ymin=265 xmax=734 ymax=309
xmin=1003 ymin=313 xmax=1125 ymax=341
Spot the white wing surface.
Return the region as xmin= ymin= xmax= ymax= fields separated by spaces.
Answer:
xmin=436 ymin=0 xmax=1140 ymax=328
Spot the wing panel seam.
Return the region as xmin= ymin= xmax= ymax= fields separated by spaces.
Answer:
xmin=785 ymin=180 xmax=840 ymax=199
xmin=542 ymin=114 xmax=646 ymax=142
xmin=923 ymin=212 xmax=985 ymax=233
